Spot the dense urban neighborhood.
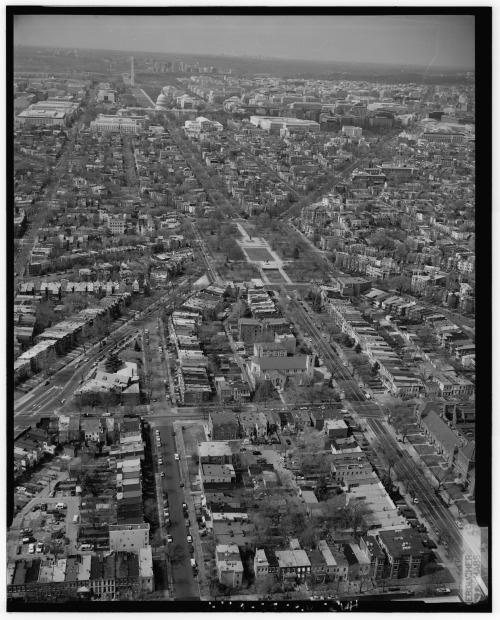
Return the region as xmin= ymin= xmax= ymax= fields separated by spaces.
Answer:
xmin=9 ymin=38 xmax=485 ymax=608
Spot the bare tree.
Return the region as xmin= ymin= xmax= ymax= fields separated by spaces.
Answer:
xmin=390 ymin=404 xmax=414 ymax=443
xmin=43 ymin=349 xmax=58 ymax=378
xmin=436 ymin=467 xmax=455 ymax=492
xmin=82 ymin=496 xmax=115 ymax=529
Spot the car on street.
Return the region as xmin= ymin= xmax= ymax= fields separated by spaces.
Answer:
xmin=158 ymin=458 xmax=163 ymax=465
xmin=182 ymin=502 xmax=187 ymax=510
xmin=455 ymin=520 xmax=463 ymax=529
xmin=413 ymin=498 xmax=419 ymax=504
xmin=185 ymin=518 xmax=190 ymax=527
xmin=167 ymin=534 xmax=173 ymax=543
xmin=179 ymin=481 xmax=184 ymax=487
xmin=253 ymin=451 xmax=262 ymax=456
xmin=171 ymin=431 xmax=176 ymax=436
xmin=435 ymin=588 xmax=451 ymax=595
xmin=174 ymin=454 xmax=180 ymax=461
xmin=161 ymin=472 xmax=165 ymax=477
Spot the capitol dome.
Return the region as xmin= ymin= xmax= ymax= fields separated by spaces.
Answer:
xmin=155 ymin=93 xmax=168 ymax=110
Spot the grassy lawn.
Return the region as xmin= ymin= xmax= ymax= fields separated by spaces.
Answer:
xmin=264 ymin=269 xmax=288 ymax=283
xmin=217 ymin=262 xmax=260 ymax=281
xmin=182 ymin=423 xmax=207 ymax=475
xmin=243 ymin=247 xmax=275 ymax=262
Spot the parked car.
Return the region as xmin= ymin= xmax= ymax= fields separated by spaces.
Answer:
xmin=179 ymin=481 xmax=184 ymax=487
xmin=435 ymin=588 xmax=451 ymax=595
xmin=174 ymin=454 xmax=180 ymax=461
xmin=185 ymin=519 xmax=190 ymax=527
xmin=166 ymin=534 xmax=173 ymax=544
xmin=36 ymin=542 xmax=43 ymax=553
xmin=187 ymin=534 xmax=192 ymax=543
xmin=28 ymin=544 xmax=35 ymax=554
xmin=182 ymin=502 xmax=187 ymax=510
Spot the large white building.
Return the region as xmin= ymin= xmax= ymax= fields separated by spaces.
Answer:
xmin=108 ymin=214 xmax=127 ymax=235
xmin=90 ymin=114 xmax=143 ymax=134
xmin=16 ymin=106 xmax=68 ymax=127
xmin=184 ymin=116 xmax=224 ymax=135
xmin=343 ymin=125 xmax=363 ymax=138
xmin=109 ymin=523 xmax=150 ymax=552
xmin=249 ymin=116 xmax=320 ymax=133
xmin=97 ymin=89 xmax=117 ymax=103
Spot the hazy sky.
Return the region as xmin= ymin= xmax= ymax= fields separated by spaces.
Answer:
xmin=13 ymin=14 xmax=475 ymax=69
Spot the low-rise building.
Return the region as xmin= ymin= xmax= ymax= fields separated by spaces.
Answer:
xmin=216 ymin=544 xmax=244 ymax=588
xmin=419 ymin=408 xmax=462 ymax=468
xmin=376 ymin=528 xmax=428 ymax=579
xmin=200 ymin=463 xmax=236 ymax=485
xmin=198 ymin=441 xmax=233 ymax=465
xmin=208 ymin=411 xmax=240 ymax=441
xmin=109 ymin=523 xmax=150 ymax=552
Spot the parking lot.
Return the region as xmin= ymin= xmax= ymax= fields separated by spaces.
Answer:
xmin=9 ymin=495 xmax=81 ymax=561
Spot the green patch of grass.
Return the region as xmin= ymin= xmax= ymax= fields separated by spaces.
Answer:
xmin=243 ymin=247 xmax=275 ymax=262
xmin=182 ymin=423 xmax=207 ymax=459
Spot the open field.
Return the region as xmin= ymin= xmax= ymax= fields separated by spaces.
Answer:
xmin=243 ymin=247 xmax=274 ymax=262
xmin=182 ymin=423 xmax=207 ymax=476
xmin=264 ymin=269 xmax=288 ymax=283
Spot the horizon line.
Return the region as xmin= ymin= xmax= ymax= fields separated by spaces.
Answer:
xmin=13 ymin=44 xmax=475 ymax=73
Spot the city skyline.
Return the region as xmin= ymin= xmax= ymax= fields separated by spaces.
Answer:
xmin=13 ymin=14 xmax=475 ymax=70
xmin=8 ymin=6 xmax=487 ymax=610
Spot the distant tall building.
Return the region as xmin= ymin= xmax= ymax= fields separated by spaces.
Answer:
xmin=130 ymin=56 xmax=135 ymax=86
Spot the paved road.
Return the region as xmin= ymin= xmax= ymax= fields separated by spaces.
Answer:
xmin=14 ymin=116 xmax=87 ymax=282
xmin=152 ymin=419 xmax=199 ymax=600
xmin=283 ymin=292 xmax=385 ymax=418
xmin=14 ymin=279 xmax=195 ymax=426
xmin=367 ymin=417 xmax=485 ymax=584
xmin=278 ymin=289 xmax=475 ymax=586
